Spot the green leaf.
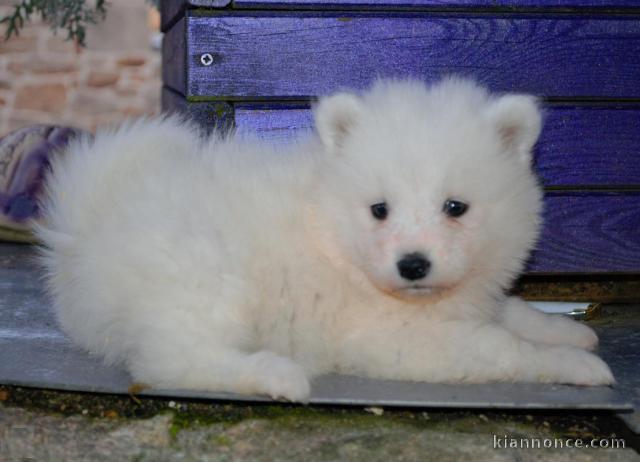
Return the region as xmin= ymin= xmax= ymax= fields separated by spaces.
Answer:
xmin=0 ymin=0 xmax=112 ymax=47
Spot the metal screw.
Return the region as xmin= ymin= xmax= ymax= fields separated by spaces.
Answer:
xmin=200 ymin=53 xmax=214 ymax=66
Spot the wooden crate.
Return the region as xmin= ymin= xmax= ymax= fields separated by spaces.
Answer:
xmin=160 ymin=0 xmax=640 ymax=275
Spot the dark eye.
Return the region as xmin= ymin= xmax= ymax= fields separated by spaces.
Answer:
xmin=370 ymin=202 xmax=388 ymax=220
xmin=443 ymin=199 xmax=469 ymax=218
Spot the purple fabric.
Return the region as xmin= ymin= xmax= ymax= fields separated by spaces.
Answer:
xmin=0 ymin=126 xmax=86 ymax=224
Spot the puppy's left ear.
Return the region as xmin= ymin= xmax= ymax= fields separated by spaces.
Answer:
xmin=314 ymin=92 xmax=363 ymax=153
xmin=486 ymin=94 xmax=542 ymax=162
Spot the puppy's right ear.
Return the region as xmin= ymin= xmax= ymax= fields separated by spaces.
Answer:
xmin=314 ymin=92 xmax=363 ymax=152
xmin=485 ymin=94 xmax=542 ymax=163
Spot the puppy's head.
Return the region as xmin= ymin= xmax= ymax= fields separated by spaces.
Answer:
xmin=311 ymin=78 xmax=543 ymax=301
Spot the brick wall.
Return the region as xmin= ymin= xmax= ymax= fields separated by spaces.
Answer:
xmin=0 ymin=0 xmax=162 ymax=136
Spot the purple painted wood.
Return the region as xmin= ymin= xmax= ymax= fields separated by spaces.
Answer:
xmin=161 ymin=0 xmax=184 ymax=32
xmin=160 ymin=0 xmax=640 ymax=31
xmin=162 ymin=86 xmax=235 ymax=132
xmin=234 ymin=0 xmax=640 ymax=8
xmin=189 ymin=0 xmax=231 ymax=4
xmin=183 ymin=14 xmax=640 ymax=99
xmin=156 ymin=105 xmax=640 ymax=273
xmin=162 ymin=85 xmax=188 ymax=113
xmin=235 ymin=104 xmax=314 ymax=142
xmin=233 ymin=104 xmax=640 ymax=187
xmin=161 ymin=0 xmax=231 ymax=32
xmin=537 ymin=106 xmax=640 ymax=187
xmin=528 ymin=193 xmax=640 ymax=274
xmin=163 ymin=18 xmax=186 ymax=97
xmin=157 ymin=93 xmax=640 ymax=273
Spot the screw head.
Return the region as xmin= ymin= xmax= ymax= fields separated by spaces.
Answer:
xmin=200 ymin=53 xmax=214 ymax=66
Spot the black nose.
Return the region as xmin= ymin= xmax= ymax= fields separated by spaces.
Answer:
xmin=397 ymin=253 xmax=430 ymax=281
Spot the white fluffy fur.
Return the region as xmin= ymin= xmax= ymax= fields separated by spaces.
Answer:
xmin=34 ymin=78 xmax=613 ymax=401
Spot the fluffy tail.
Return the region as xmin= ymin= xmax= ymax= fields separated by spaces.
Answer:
xmin=32 ymin=116 xmax=203 ymax=323
xmin=33 ymin=116 xmax=201 ymax=245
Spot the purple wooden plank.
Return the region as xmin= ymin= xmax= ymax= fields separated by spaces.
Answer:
xmin=529 ymin=193 xmax=640 ymax=274
xmin=231 ymin=106 xmax=640 ymax=272
xmin=233 ymin=0 xmax=640 ymax=8
xmin=162 ymin=86 xmax=235 ymax=132
xmin=182 ymin=14 xmax=640 ymax=99
xmin=235 ymin=104 xmax=314 ymax=142
xmin=161 ymin=0 xmax=184 ymax=32
xmin=233 ymin=104 xmax=640 ymax=187
xmin=161 ymin=0 xmax=231 ymax=32
xmin=163 ymin=18 xmax=186 ymax=96
xmin=537 ymin=106 xmax=640 ymax=187
xmin=162 ymin=85 xmax=188 ymax=113
xmin=191 ymin=0 xmax=232 ymax=4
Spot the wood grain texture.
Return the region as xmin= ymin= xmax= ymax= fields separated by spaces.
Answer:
xmin=161 ymin=0 xmax=231 ymax=32
xmin=233 ymin=0 xmax=640 ymax=8
xmin=528 ymin=192 xmax=640 ymax=273
xmin=537 ymin=106 xmax=640 ymax=187
xmin=161 ymin=85 xmax=189 ymax=112
xmin=161 ymin=0 xmax=184 ymax=32
xmin=235 ymin=104 xmax=314 ymax=142
xmin=183 ymin=13 xmax=640 ymax=99
xmin=190 ymin=0 xmax=232 ymax=5
xmin=160 ymin=103 xmax=640 ymax=273
xmin=162 ymin=18 xmax=186 ymax=96
xmin=162 ymin=86 xmax=235 ymax=132
xmin=233 ymin=104 xmax=640 ymax=187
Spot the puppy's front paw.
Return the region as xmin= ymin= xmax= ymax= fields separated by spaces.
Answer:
xmin=566 ymin=322 xmax=599 ymax=351
xmin=250 ymin=351 xmax=311 ymax=402
xmin=543 ymin=347 xmax=614 ymax=386
xmin=550 ymin=316 xmax=600 ymax=351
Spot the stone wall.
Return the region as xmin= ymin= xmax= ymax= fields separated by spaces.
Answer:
xmin=0 ymin=0 xmax=162 ymax=136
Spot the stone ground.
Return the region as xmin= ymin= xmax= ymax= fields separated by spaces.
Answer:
xmin=0 ymin=386 xmax=638 ymax=461
xmin=1 ymin=303 xmax=639 ymax=461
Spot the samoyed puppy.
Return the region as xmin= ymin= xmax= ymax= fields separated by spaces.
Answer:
xmin=35 ymin=78 xmax=613 ymax=401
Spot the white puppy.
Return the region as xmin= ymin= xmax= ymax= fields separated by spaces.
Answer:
xmin=35 ymin=78 xmax=614 ymax=401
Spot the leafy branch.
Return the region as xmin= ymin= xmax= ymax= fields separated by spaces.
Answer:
xmin=1 ymin=0 xmax=108 ymax=47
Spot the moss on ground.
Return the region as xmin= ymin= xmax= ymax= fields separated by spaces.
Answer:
xmin=1 ymin=384 xmax=634 ymax=445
